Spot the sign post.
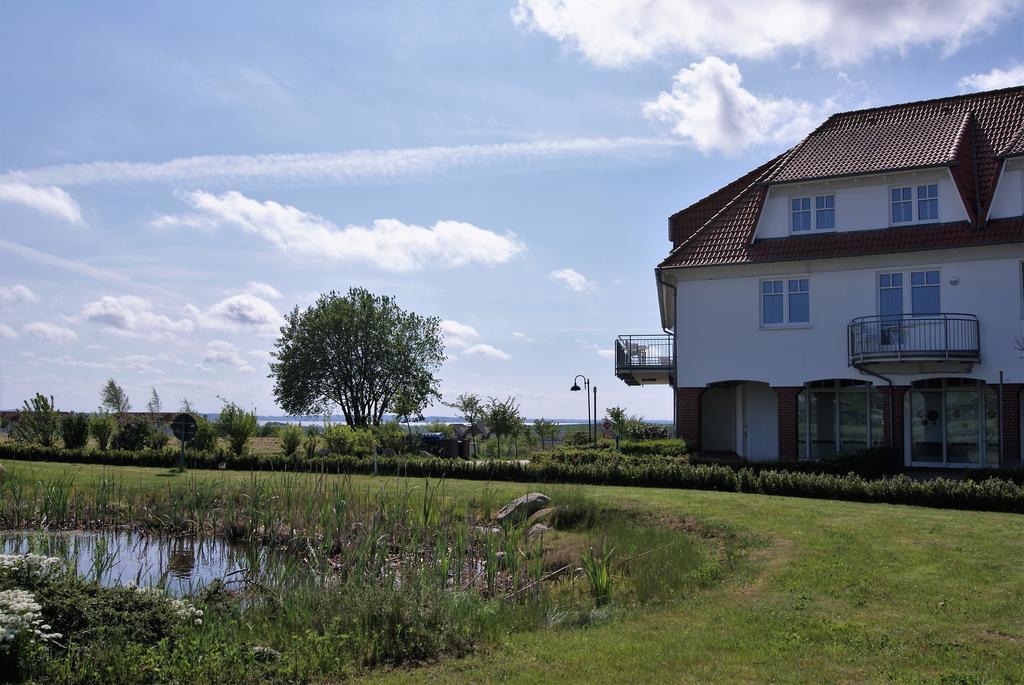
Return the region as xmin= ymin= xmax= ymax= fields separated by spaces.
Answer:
xmin=170 ymin=413 xmax=198 ymax=472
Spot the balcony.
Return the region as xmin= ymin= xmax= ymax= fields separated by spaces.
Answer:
xmin=615 ymin=334 xmax=674 ymax=386
xmin=848 ymin=314 xmax=980 ymax=373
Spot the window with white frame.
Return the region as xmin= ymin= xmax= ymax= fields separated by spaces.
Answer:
xmin=917 ymin=184 xmax=938 ymax=220
xmin=761 ymin=278 xmax=810 ymax=326
xmin=791 ymin=197 xmax=811 ymax=232
xmin=815 ymin=195 xmax=835 ymax=230
xmin=910 ymin=270 xmax=940 ymax=314
xmin=891 ymin=187 xmax=913 ymax=223
xmin=791 ymin=195 xmax=834 ymax=233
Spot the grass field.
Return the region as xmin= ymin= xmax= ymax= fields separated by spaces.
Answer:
xmin=3 ymin=459 xmax=1022 ymax=684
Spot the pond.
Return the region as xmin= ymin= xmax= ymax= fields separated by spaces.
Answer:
xmin=1 ymin=530 xmax=291 ymax=596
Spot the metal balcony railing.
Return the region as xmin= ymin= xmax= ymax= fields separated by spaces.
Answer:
xmin=615 ymin=334 xmax=675 ymax=373
xmin=848 ymin=313 xmax=980 ymax=365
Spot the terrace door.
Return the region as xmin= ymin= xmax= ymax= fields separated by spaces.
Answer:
xmin=877 ymin=272 xmax=903 ymax=350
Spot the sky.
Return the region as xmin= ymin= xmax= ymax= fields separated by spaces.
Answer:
xmin=1 ymin=1 xmax=1023 ymax=420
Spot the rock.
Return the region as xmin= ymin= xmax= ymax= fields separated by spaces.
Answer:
xmin=526 ymin=506 xmax=557 ymax=527
xmin=471 ymin=525 xmax=502 ymax=535
xmin=495 ymin=492 xmax=551 ymax=524
xmin=526 ymin=523 xmax=549 ymax=540
xmin=251 ymin=645 xmax=281 ymax=661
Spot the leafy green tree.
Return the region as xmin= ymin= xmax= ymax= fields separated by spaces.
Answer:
xmin=216 ymin=402 xmax=258 ymax=456
xmin=100 ymin=379 xmax=131 ymax=416
xmin=188 ymin=416 xmax=218 ymax=453
xmin=112 ymin=418 xmax=152 ymax=451
xmin=389 ymin=386 xmax=425 ymax=436
xmin=445 ymin=392 xmax=484 ymax=450
xmin=605 ymin=406 xmax=630 ymax=438
xmin=279 ymin=424 xmax=305 ymax=456
xmin=12 ymin=394 xmax=60 ymax=447
xmin=60 ymin=413 xmax=90 ymax=449
xmin=146 ymin=387 xmax=162 ymax=415
xmin=271 ymin=288 xmax=445 ymax=428
xmin=533 ymin=417 xmax=559 ymax=450
xmin=484 ymin=396 xmax=522 ymax=458
xmin=179 ymin=397 xmax=195 ymax=413
xmin=89 ymin=412 xmax=117 ymax=450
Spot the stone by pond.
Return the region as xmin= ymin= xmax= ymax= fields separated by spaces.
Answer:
xmin=1 ymin=530 xmax=291 ymax=596
xmin=495 ymin=492 xmax=551 ymax=524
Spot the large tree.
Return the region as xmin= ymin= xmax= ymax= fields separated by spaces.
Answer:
xmin=271 ymin=288 xmax=445 ymax=427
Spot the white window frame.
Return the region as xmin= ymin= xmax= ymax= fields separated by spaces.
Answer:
xmin=789 ymin=194 xmax=835 ymax=234
xmin=760 ymin=276 xmax=811 ymax=329
xmin=875 ymin=268 xmax=941 ymax=317
xmin=790 ymin=197 xmax=812 ymax=233
xmin=889 ymin=183 xmax=940 ymax=226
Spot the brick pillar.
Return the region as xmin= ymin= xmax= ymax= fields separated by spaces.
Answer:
xmin=879 ymin=385 xmax=908 ymax=451
xmin=774 ymin=386 xmax=802 ymax=461
xmin=999 ymin=384 xmax=1023 ymax=468
xmin=675 ymin=387 xmax=703 ymax=447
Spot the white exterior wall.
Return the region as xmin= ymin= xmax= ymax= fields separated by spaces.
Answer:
xmin=755 ymin=168 xmax=968 ymax=239
xmin=989 ymin=158 xmax=1024 ymax=220
xmin=671 ymin=245 xmax=1024 ymax=388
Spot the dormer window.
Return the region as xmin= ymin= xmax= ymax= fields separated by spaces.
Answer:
xmin=891 ymin=184 xmax=939 ymax=224
xmin=791 ymin=195 xmax=834 ymax=233
xmin=815 ymin=195 xmax=835 ymax=230
xmin=917 ymin=184 xmax=938 ymax=220
xmin=791 ymin=198 xmax=811 ymax=232
xmin=891 ymin=187 xmax=913 ymax=223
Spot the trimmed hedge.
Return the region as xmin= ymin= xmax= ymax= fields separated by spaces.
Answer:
xmin=2 ymin=443 xmax=1024 ymax=514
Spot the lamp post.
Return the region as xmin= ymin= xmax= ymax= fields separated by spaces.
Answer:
xmin=570 ymin=374 xmax=592 ymax=444
xmin=593 ymin=385 xmax=598 ymax=445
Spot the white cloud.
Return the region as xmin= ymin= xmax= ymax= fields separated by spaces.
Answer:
xmin=23 ymin=321 xmax=77 ymax=344
xmin=643 ymin=57 xmax=833 ymax=155
xmin=0 ymin=324 xmax=17 ymax=339
xmin=80 ymin=295 xmax=194 ymax=338
xmin=0 ymin=183 xmax=82 ymax=223
xmin=549 ymin=268 xmax=596 ymax=292
xmin=242 ymin=281 xmax=283 ymax=300
xmin=957 ymin=64 xmax=1024 ymax=91
xmin=596 ymin=348 xmax=615 ymax=360
xmin=463 ymin=343 xmax=511 ymax=360
xmin=123 ymin=354 xmax=164 ymax=373
xmin=513 ymin=331 xmax=536 ymax=343
xmin=512 ymin=0 xmax=1019 ymax=68
xmin=155 ymin=191 xmax=527 ymax=272
xmin=0 ymin=284 xmax=38 ymax=305
xmin=441 ymin=319 xmax=480 ymax=349
xmin=188 ymin=293 xmax=283 ymax=335
xmin=1 ymin=138 xmax=676 ymax=188
xmin=202 ymin=340 xmax=254 ymax=372
xmin=21 ymin=352 xmax=112 ymax=370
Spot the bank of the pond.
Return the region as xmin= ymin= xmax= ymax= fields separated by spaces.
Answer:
xmin=4 ymin=443 xmax=1024 ymax=513
xmin=0 ymin=461 xmax=726 ymax=684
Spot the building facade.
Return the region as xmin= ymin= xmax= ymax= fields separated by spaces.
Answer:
xmin=617 ymin=87 xmax=1024 ymax=469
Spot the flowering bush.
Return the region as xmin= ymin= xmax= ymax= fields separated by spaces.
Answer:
xmin=0 ymin=588 xmax=61 ymax=652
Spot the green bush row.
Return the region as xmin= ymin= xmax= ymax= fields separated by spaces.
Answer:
xmin=3 ymin=443 xmax=1024 ymax=514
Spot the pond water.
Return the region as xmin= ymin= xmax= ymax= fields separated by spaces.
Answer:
xmin=1 ymin=530 xmax=290 ymax=596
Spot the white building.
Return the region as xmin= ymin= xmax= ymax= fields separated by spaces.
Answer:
xmin=617 ymin=87 xmax=1024 ymax=469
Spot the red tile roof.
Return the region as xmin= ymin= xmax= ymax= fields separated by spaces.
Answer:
xmin=661 ymin=86 xmax=1024 ymax=270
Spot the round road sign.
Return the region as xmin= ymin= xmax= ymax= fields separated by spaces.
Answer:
xmin=171 ymin=413 xmax=198 ymax=443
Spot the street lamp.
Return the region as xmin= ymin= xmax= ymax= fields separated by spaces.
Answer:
xmin=570 ymin=374 xmax=593 ymax=444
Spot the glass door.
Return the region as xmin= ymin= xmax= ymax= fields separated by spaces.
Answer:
xmin=910 ymin=390 xmax=943 ymax=463
xmin=878 ymin=273 xmax=903 ymax=349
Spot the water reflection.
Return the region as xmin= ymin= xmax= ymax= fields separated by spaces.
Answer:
xmin=1 ymin=530 xmax=284 ymax=596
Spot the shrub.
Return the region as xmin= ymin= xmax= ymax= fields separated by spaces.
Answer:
xmin=89 ymin=413 xmax=117 ymax=451
xmin=148 ymin=428 xmax=170 ymax=450
xmin=279 ymin=424 xmax=305 ymax=456
xmin=562 ymin=430 xmax=593 ymax=447
xmin=323 ymin=424 xmax=377 ymax=456
xmin=423 ymin=421 xmax=454 ymax=438
xmin=5 ymin=443 xmax=1024 ymax=514
xmin=11 ymin=394 xmax=60 ymax=447
xmin=372 ymin=421 xmax=406 ymax=454
xmin=111 ymin=419 xmax=152 ymax=451
xmin=627 ymin=422 xmax=671 ymax=441
xmin=619 ymin=438 xmax=690 ymax=458
xmin=188 ymin=416 xmax=218 ymax=453
xmin=259 ymin=422 xmax=286 ymax=438
xmin=216 ymin=403 xmax=258 ymax=456
xmin=60 ymin=413 xmax=90 ymax=450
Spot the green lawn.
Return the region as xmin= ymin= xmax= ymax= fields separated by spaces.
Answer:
xmin=4 ymin=459 xmax=1022 ymax=684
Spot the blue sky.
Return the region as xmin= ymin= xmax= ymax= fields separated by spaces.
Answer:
xmin=1 ymin=1 xmax=1022 ymax=419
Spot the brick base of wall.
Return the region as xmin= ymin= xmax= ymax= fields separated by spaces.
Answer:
xmin=675 ymin=387 xmax=704 ymax=446
xmin=999 ymin=384 xmax=1023 ymax=468
xmin=878 ymin=385 xmax=908 ymax=451
xmin=774 ymin=386 xmax=802 ymax=461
